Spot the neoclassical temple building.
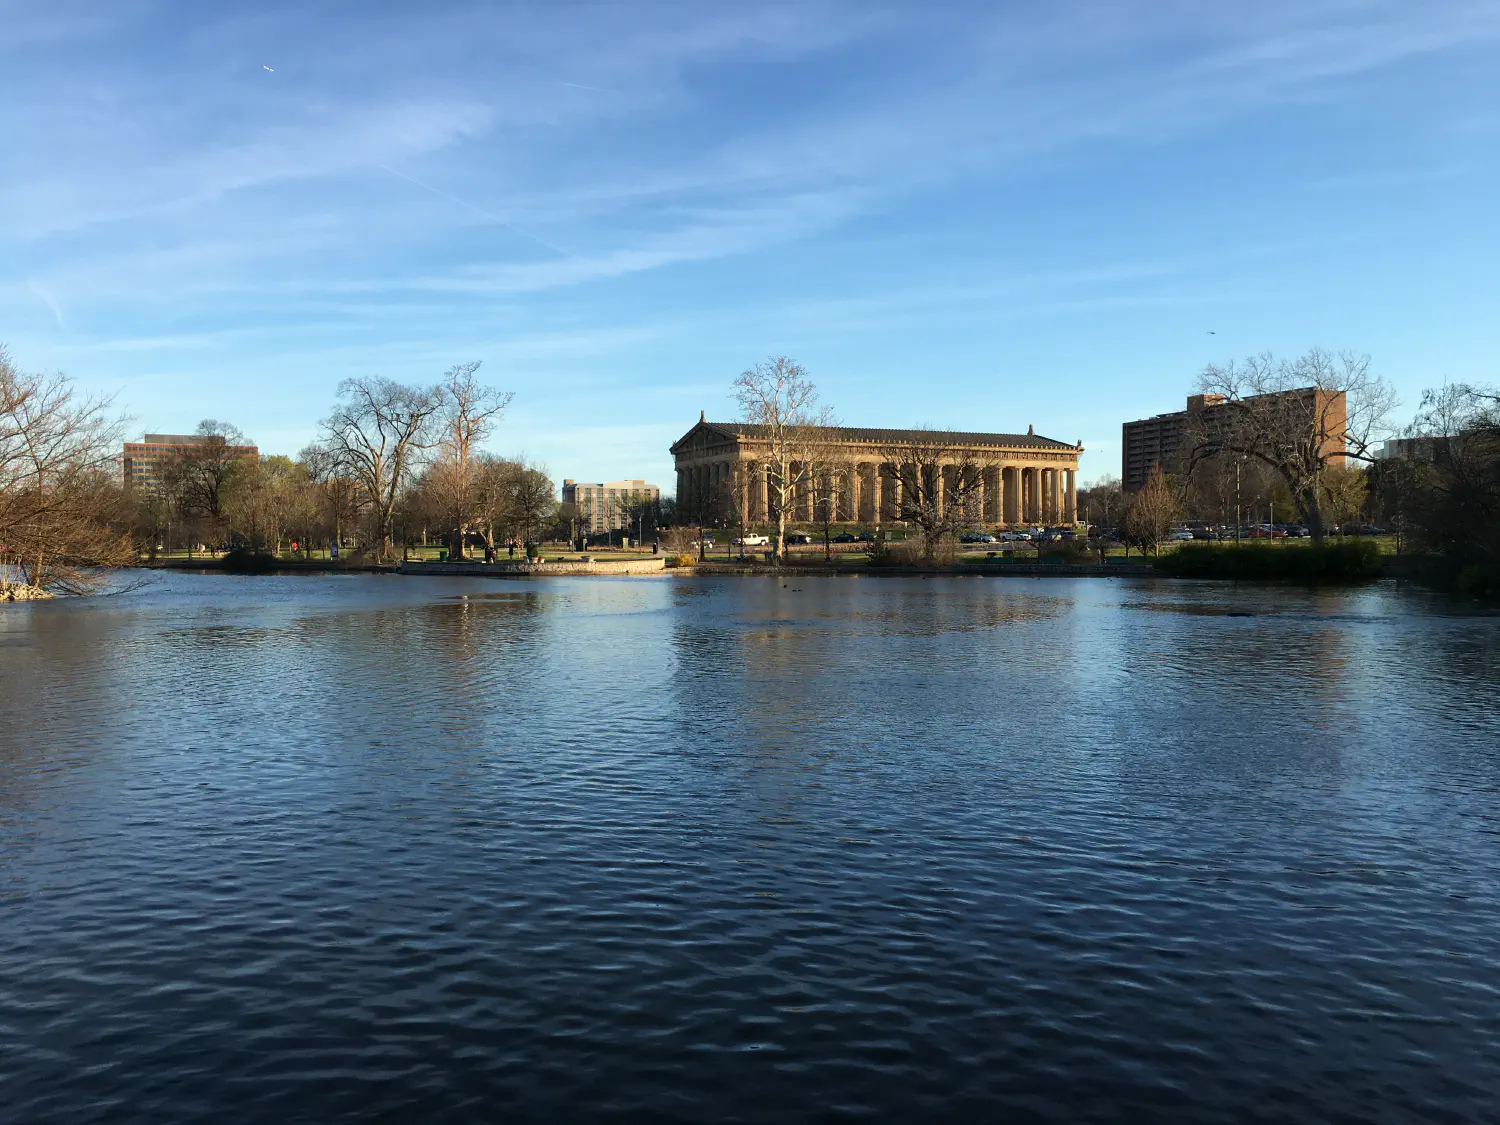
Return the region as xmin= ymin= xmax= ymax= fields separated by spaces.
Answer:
xmin=671 ymin=416 xmax=1084 ymax=526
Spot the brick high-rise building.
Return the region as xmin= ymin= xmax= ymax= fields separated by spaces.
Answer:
xmin=122 ymin=433 xmax=259 ymax=494
xmin=1121 ymin=389 xmax=1345 ymax=490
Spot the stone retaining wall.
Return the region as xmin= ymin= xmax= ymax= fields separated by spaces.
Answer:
xmin=670 ymin=562 xmax=1157 ymax=578
xmin=402 ymin=558 xmax=668 ymax=578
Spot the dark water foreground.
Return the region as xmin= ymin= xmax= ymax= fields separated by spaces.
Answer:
xmin=2 ymin=573 xmax=1498 ymax=1124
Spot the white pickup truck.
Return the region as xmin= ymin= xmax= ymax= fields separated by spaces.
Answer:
xmin=733 ymin=534 xmax=770 ymax=547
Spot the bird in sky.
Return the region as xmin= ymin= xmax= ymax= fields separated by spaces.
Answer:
xmin=263 ymin=65 xmax=274 ymax=72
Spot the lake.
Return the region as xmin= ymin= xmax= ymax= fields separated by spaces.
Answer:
xmin=2 ymin=572 xmax=1498 ymax=1123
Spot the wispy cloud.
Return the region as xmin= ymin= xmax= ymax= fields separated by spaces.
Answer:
xmin=4 ymin=0 xmax=1495 ymax=484
xmin=25 ymin=280 xmax=66 ymax=330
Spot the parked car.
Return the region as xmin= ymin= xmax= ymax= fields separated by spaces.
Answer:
xmin=832 ymin=533 xmax=857 ymax=543
xmin=1167 ymin=528 xmax=1195 ymax=541
xmin=785 ymin=533 xmax=812 ymax=545
xmin=1285 ymin=525 xmax=1310 ymax=538
xmin=733 ymin=533 xmax=770 ymax=547
xmin=855 ymin=532 xmax=876 ymax=542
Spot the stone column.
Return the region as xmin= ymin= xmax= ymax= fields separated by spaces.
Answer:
xmin=975 ymin=468 xmax=986 ymax=524
xmin=677 ymin=467 xmax=689 ymax=514
xmin=871 ymin=466 xmax=883 ymax=526
xmin=933 ymin=462 xmax=945 ymax=519
xmin=849 ymin=462 xmax=862 ymax=523
xmin=1065 ymin=468 xmax=1078 ymax=523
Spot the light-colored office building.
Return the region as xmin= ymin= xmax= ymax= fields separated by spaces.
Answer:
xmin=561 ymin=479 xmax=661 ymax=533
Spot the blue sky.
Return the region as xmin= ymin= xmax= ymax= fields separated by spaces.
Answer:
xmin=4 ymin=1 xmax=1498 ymax=487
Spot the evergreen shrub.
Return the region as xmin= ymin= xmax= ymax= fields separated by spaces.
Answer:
xmin=1153 ymin=540 xmax=1382 ymax=583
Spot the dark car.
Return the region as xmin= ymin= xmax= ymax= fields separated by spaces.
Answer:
xmin=785 ymin=533 xmax=812 ymax=545
xmin=833 ymin=533 xmax=857 ymax=543
xmin=855 ymin=532 xmax=875 ymax=542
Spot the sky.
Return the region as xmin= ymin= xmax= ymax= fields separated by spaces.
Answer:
xmin=4 ymin=0 xmax=1499 ymax=488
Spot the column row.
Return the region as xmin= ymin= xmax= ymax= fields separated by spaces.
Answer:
xmin=675 ymin=461 xmax=1080 ymax=525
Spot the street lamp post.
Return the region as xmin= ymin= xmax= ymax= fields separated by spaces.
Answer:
xmin=1235 ymin=457 xmax=1244 ymax=546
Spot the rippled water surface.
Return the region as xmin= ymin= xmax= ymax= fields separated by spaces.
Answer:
xmin=2 ymin=573 xmax=1499 ymax=1123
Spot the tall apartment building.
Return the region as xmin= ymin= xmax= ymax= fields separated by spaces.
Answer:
xmin=122 ymin=433 xmax=259 ymax=494
xmin=1121 ymin=390 xmax=1345 ymax=490
xmin=561 ymin=479 xmax=661 ymax=534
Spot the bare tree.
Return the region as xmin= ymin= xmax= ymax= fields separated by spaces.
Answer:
xmin=619 ymin=489 xmax=660 ymax=548
xmin=319 ymin=377 xmax=443 ymax=557
xmin=0 ymin=346 xmax=131 ymax=596
xmin=301 ymin=442 xmax=363 ymax=555
xmin=1123 ymin=464 xmax=1180 ymax=555
xmin=1318 ymin=463 xmax=1368 ymax=529
xmin=1191 ymin=348 xmax=1397 ymax=543
xmin=734 ymin=356 xmax=835 ymax=565
xmin=878 ymin=431 xmax=994 ymax=564
xmin=471 ymin=454 xmax=514 ymax=550
xmin=809 ymin=457 xmax=857 ymax=561
xmin=159 ymin=420 xmax=252 ymax=550
xmin=1077 ymin=474 xmax=1125 ymax=533
xmin=507 ymin=462 xmax=557 ymax=553
xmin=433 ymin=361 xmax=512 ymax=558
xmin=1403 ymin=383 xmax=1500 ymax=581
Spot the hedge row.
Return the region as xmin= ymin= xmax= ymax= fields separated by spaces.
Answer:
xmin=1153 ymin=540 xmax=1384 ymax=583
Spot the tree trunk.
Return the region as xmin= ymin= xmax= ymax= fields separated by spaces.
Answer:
xmin=1304 ymin=487 xmax=1326 ymax=544
xmin=774 ymin=459 xmax=788 ymax=567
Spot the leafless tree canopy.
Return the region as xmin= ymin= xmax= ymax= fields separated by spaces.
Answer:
xmin=1398 ymin=383 xmax=1500 ymax=584
xmin=734 ymin=356 xmax=835 ymax=564
xmin=160 ymin=420 xmax=250 ymax=529
xmin=1077 ymin=475 xmax=1125 ymax=531
xmin=428 ymin=362 xmax=513 ymax=557
xmin=0 ymin=346 xmax=131 ymax=595
xmin=1190 ymin=347 xmax=1397 ymax=541
xmin=1123 ymin=464 xmax=1180 ymax=555
xmin=319 ymin=376 xmax=444 ymax=556
xmin=878 ymin=431 xmax=995 ymax=564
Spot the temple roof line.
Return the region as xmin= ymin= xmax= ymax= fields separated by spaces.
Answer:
xmin=672 ymin=420 xmax=1080 ymax=454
